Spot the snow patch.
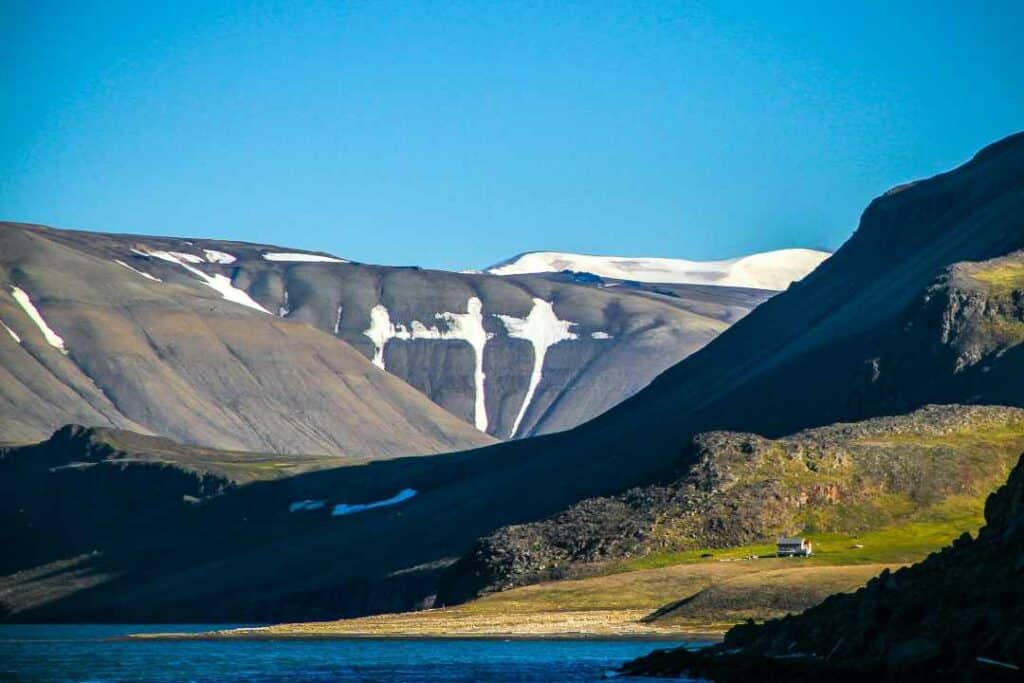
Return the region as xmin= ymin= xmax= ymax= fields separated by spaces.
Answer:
xmin=136 ymin=250 xmax=271 ymax=314
xmin=263 ymin=252 xmax=347 ymax=263
xmin=363 ymin=304 xmax=404 ymax=369
xmin=278 ymin=290 xmax=290 ymax=317
xmin=203 ymin=249 xmax=237 ymax=264
xmin=485 ymin=249 xmax=830 ymax=290
xmin=362 ymin=298 xmax=493 ymax=431
xmin=496 ymin=299 xmax=578 ymax=437
xmin=115 ymin=259 xmax=162 ymax=282
xmin=1 ymin=320 xmax=20 ymax=343
xmin=590 ymin=331 xmax=613 ymax=340
xmin=289 ymin=499 xmax=326 ymax=512
xmin=10 ymin=287 xmax=68 ymax=354
xmin=331 ymin=488 xmax=417 ymax=516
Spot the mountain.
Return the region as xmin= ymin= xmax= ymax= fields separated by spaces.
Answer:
xmin=0 ymin=223 xmax=782 ymax=444
xmin=1 ymin=132 xmax=1022 ymax=623
xmin=0 ymin=223 xmax=493 ymax=457
xmin=622 ymin=451 xmax=1024 ymax=681
xmin=484 ymin=248 xmax=830 ymax=290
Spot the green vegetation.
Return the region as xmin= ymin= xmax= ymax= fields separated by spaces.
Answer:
xmin=620 ymin=494 xmax=984 ymax=572
xmin=969 ymin=259 xmax=1024 ymax=295
xmin=443 ymin=494 xmax=989 ymax=630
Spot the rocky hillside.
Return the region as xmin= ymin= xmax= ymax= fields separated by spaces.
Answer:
xmin=437 ymin=405 xmax=1024 ymax=603
xmin=0 ymin=222 xmax=780 ymax=445
xmin=622 ymin=450 xmax=1024 ymax=681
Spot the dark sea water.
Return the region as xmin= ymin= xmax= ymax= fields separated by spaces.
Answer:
xmin=0 ymin=625 xmax=707 ymax=682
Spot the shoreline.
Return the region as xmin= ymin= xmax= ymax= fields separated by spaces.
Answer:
xmin=128 ymin=630 xmax=718 ymax=642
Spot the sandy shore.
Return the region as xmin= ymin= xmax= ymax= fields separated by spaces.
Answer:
xmin=134 ymin=609 xmax=724 ymax=641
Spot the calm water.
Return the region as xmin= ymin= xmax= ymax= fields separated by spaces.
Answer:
xmin=0 ymin=625 xmax=706 ymax=682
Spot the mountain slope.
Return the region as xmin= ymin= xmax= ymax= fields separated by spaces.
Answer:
xmin=3 ymin=222 xmax=779 ymax=442
xmin=484 ymin=248 xmax=830 ymax=290
xmin=0 ymin=224 xmax=493 ymax=456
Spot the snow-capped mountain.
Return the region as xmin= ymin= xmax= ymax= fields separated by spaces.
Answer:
xmin=484 ymin=248 xmax=830 ymax=290
xmin=0 ymin=223 xmax=782 ymax=448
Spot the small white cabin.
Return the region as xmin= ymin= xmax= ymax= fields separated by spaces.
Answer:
xmin=777 ymin=536 xmax=813 ymax=557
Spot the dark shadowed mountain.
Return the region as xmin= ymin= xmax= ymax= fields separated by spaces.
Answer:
xmin=0 ymin=222 xmax=785 ymax=445
xmin=1 ymin=132 xmax=1022 ymax=623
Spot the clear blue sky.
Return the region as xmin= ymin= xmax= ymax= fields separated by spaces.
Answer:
xmin=2 ymin=1 xmax=1021 ymax=271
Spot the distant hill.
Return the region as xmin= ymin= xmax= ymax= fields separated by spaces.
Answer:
xmin=0 ymin=224 xmax=493 ymax=457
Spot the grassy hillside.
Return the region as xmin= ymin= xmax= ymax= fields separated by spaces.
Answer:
xmin=438 ymin=405 xmax=1024 ymax=602
xmin=623 ymin=454 xmax=1024 ymax=680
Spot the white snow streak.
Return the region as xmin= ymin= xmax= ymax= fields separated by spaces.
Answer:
xmin=115 ymin=259 xmax=162 ymax=282
xmin=496 ymin=299 xmax=578 ymax=437
xmin=262 ymin=252 xmax=347 ymax=263
xmin=434 ymin=297 xmax=490 ymax=432
xmin=1 ymin=320 xmax=20 ymax=343
xmin=590 ymin=331 xmax=613 ymax=340
xmin=331 ymin=488 xmax=417 ymax=516
xmin=278 ymin=290 xmax=290 ymax=317
xmin=138 ymin=250 xmax=271 ymax=314
xmin=10 ymin=286 xmax=68 ymax=354
xmin=203 ymin=249 xmax=237 ymax=264
xmin=362 ymin=298 xmax=493 ymax=432
xmin=333 ymin=305 xmax=344 ymax=334
xmin=289 ymin=499 xmax=326 ymax=512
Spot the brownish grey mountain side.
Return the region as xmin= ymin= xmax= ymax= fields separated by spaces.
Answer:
xmin=435 ymin=405 xmax=1024 ymax=603
xmin=1 ymin=133 xmax=1022 ymax=623
xmin=622 ymin=451 xmax=1024 ymax=682
xmin=0 ymin=221 xmax=777 ymax=443
xmin=0 ymin=224 xmax=498 ymax=457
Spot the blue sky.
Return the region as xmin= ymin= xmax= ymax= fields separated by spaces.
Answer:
xmin=2 ymin=1 xmax=1021 ymax=271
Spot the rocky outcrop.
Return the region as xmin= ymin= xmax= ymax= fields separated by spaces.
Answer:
xmin=436 ymin=405 xmax=1024 ymax=603
xmin=621 ymin=453 xmax=1024 ymax=681
xmin=853 ymin=251 xmax=1024 ymax=415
